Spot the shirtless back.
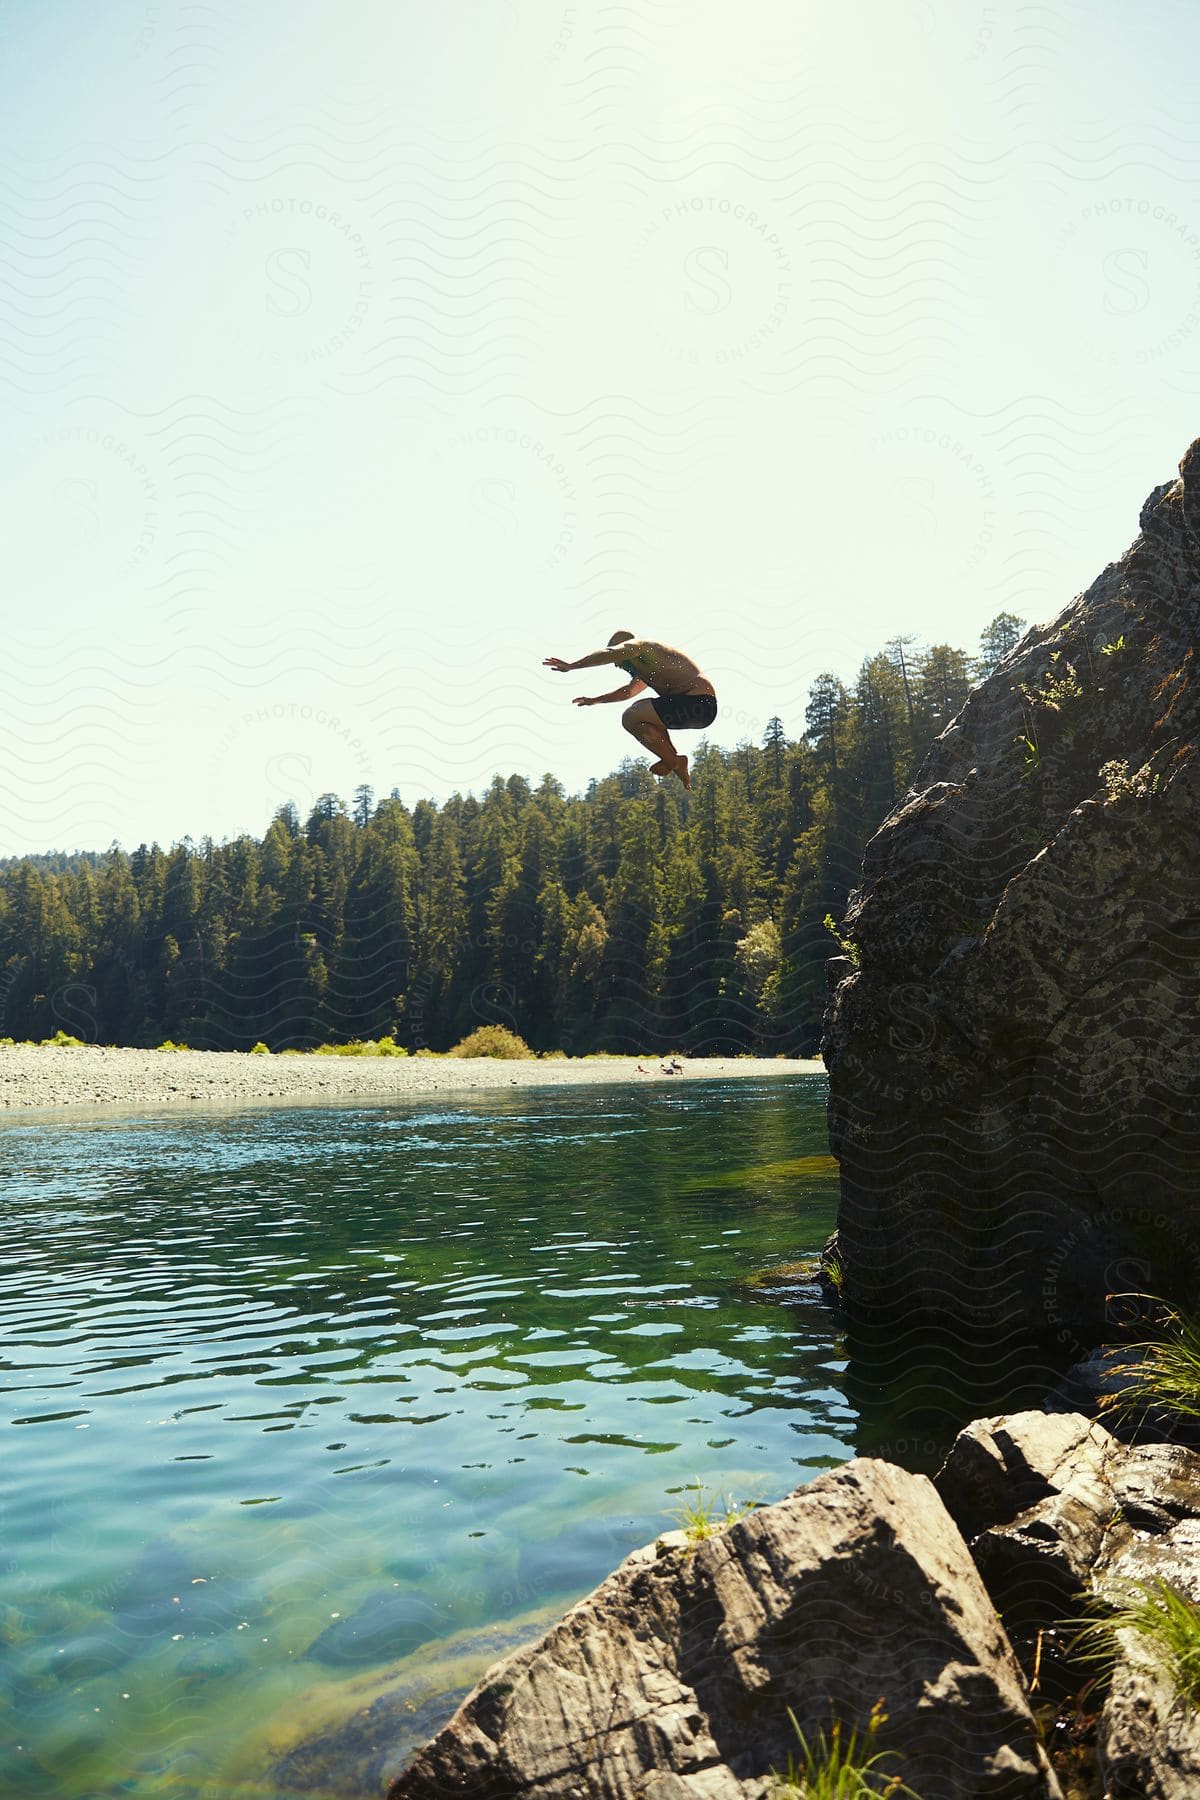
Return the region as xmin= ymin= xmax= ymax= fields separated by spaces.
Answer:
xmin=611 ymin=639 xmax=715 ymax=699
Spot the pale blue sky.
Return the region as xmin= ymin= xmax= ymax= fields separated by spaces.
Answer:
xmin=2 ymin=0 xmax=1199 ymax=852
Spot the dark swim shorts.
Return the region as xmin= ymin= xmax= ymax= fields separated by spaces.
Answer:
xmin=651 ymin=693 xmax=718 ymax=731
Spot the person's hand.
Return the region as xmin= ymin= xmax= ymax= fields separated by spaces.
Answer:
xmin=573 ymin=695 xmax=595 ymax=707
xmin=543 ymin=656 xmax=573 ymax=672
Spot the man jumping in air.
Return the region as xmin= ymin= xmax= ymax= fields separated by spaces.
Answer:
xmin=543 ymin=631 xmax=717 ymax=790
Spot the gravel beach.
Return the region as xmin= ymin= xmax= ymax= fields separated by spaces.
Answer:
xmin=0 ymin=1045 xmax=824 ymax=1116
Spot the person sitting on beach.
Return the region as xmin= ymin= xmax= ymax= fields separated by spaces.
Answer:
xmin=543 ymin=632 xmax=717 ymax=790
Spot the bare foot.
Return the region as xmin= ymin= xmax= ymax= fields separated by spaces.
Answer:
xmin=648 ymin=757 xmax=671 ymax=776
xmin=672 ymin=754 xmax=691 ymax=789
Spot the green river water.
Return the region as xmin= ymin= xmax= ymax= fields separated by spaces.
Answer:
xmin=0 ymin=1075 xmax=850 ymax=1798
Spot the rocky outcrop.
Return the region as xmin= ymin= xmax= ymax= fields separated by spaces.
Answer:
xmin=389 ymin=1457 xmax=1060 ymax=1799
xmin=935 ymin=1410 xmax=1200 ymax=1797
xmin=824 ymin=437 xmax=1200 ymax=1364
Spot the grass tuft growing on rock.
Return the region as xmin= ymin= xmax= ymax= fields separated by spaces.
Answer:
xmin=771 ymin=1701 xmax=919 ymax=1797
xmin=1103 ymin=1300 xmax=1200 ymax=1424
xmin=668 ymin=1481 xmax=758 ymax=1546
xmin=1070 ymin=1577 xmax=1200 ymax=1707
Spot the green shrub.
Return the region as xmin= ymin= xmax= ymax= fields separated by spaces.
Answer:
xmin=249 ymin=1041 xmax=271 ymax=1055
xmin=157 ymin=1040 xmax=190 ymax=1052
xmin=448 ymin=1025 xmax=534 ymax=1060
xmin=0 ymin=1037 xmax=13 ymax=1048
xmin=313 ymin=1036 xmax=408 ymax=1058
xmin=40 ymin=1030 xmax=85 ymax=1047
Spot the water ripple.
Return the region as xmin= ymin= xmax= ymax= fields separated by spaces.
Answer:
xmin=0 ymin=1080 xmax=846 ymax=1800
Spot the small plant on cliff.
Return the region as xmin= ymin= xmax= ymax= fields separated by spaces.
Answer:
xmin=823 ymin=914 xmax=860 ymax=968
xmin=668 ymin=1482 xmax=758 ymax=1546
xmin=1099 ymin=757 xmax=1162 ymax=802
xmin=1015 ymin=648 xmax=1094 ymax=779
xmin=1070 ymin=1577 xmax=1200 ymax=1707
xmin=771 ymin=1700 xmax=919 ymax=1797
xmin=1040 ymin=659 xmax=1084 ymax=710
xmin=1020 ymin=651 xmax=1084 ymax=715
xmin=1014 ymin=716 xmax=1041 ymax=776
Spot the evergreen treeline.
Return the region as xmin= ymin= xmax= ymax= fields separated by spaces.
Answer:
xmin=0 ymin=616 xmax=1025 ymax=1056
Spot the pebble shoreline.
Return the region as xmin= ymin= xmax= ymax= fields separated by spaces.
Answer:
xmin=0 ymin=1045 xmax=824 ymax=1117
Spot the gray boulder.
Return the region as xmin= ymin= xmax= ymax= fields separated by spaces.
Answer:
xmin=935 ymin=1410 xmax=1200 ymax=1797
xmin=389 ymin=1457 xmax=1060 ymax=1799
xmin=824 ymin=436 xmax=1200 ymax=1363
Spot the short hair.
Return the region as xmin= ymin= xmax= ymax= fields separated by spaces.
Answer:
xmin=607 ymin=630 xmax=635 ymax=646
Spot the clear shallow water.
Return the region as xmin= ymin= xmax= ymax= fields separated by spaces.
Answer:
xmin=0 ymin=1075 xmax=850 ymax=1798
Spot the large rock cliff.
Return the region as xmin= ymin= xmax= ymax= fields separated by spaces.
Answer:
xmin=824 ymin=436 xmax=1200 ymax=1372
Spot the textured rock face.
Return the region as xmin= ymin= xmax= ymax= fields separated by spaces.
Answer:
xmin=935 ymin=1410 xmax=1200 ymax=1797
xmin=825 ymin=437 xmax=1200 ymax=1360
xmin=390 ymin=1458 xmax=1060 ymax=1799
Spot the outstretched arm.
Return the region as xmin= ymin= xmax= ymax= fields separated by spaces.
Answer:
xmin=574 ymin=678 xmax=647 ymax=707
xmin=544 ymin=646 xmax=624 ymax=672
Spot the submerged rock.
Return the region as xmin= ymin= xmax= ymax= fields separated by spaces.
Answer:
xmin=733 ymin=1257 xmax=821 ymax=1304
xmin=388 ymin=1457 xmax=1060 ymax=1799
xmin=275 ymin=1680 xmax=473 ymax=1796
xmin=271 ymin=1611 xmax=556 ymax=1797
xmin=110 ymin=1536 xmax=250 ymax=1644
xmin=306 ymin=1589 xmax=450 ymax=1669
xmin=935 ymin=1410 xmax=1200 ymax=1795
xmin=824 ymin=436 xmax=1200 ymax=1367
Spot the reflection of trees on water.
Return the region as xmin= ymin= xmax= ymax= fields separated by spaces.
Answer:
xmin=8 ymin=1080 xmax=851 ymax=1453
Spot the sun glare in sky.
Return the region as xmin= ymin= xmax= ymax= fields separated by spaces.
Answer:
xmin=3 ymin=0 xmax=1199 ymax=851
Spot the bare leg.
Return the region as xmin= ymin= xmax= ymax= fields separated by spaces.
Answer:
xmin=622 ymin=699 xmax=674 ymax=763
xmin=622 ymin=701 xmax=691 ymax=786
